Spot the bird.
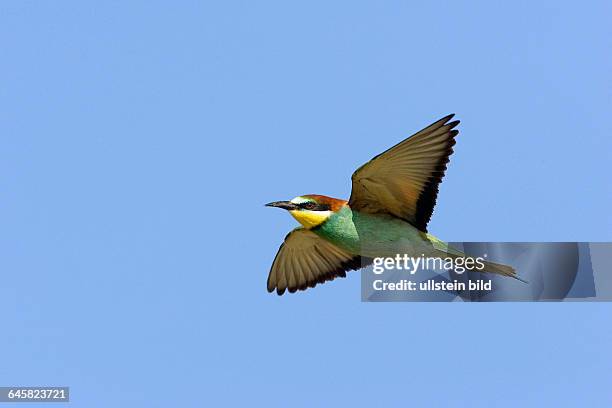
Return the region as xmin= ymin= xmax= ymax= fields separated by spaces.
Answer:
xmin=265 ymin=114 xmax=519 ymax=295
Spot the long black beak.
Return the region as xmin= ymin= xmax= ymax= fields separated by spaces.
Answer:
xmin=265 ymin=201 xmax=299 ymax=211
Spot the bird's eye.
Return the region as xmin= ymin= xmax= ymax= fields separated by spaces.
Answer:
xmin=302 ymin=202 xmax=317 ymax=210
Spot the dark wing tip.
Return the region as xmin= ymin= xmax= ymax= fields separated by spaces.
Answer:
xmin=269 ymin=255 xmax=367 ymax=296
xmin=447 ymin=120 xmax=461 ymax=130
xmin=267 ymin=280 xmax=281 ymax=294
xmin=413 ymin=119 xmax=460 ymax=232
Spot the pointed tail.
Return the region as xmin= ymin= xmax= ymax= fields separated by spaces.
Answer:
xmin=431 ymin=246 xmax=527 ymax=283
xmin=425 ymin=235 xmax=527 ymax=283
xmin=481 ymin=259 xmax=527 ymax=283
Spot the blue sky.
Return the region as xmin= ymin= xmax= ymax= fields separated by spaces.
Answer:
xmin=1 ymin=1 xmax=611 ymax=407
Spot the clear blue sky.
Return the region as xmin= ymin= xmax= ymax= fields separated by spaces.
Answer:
xmin=1 ymin=1 xmax=611 ymax=407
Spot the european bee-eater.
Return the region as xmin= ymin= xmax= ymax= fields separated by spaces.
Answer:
xmin=266 ymin=114 xmax=518 ymax=295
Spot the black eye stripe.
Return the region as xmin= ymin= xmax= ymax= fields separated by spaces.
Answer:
xmin=299 ymin=202 xmax=317 ymax=210
xmin=298 ymin=202 xmax=330 ymax=211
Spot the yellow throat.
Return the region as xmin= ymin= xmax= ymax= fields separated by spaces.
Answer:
xmin=289 ymin=209 xmax=332 ymax=229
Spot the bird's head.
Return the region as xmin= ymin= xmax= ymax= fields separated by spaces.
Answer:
xmin=266 ymin=194 xmax=347 ymax=229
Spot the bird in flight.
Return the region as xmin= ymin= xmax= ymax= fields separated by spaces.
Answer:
xmin=266 ymin=115 xmax=518 ymax=295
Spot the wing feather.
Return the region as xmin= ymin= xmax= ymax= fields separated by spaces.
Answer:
xmin=267 ymin=228 xmax=366 ymax=295
xmin=348 ymin=114 xmax=459 ymax=232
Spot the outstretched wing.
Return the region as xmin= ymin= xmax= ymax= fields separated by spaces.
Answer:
xmin=267 ymin=228 xmax=365 ymax=295
xmin=348 ymin=114 xmax=459 ymax=232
